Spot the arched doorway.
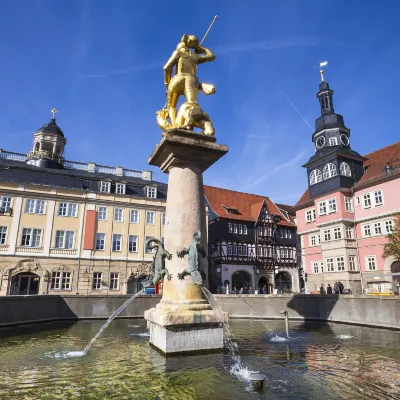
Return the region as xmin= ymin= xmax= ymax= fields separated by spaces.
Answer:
xmin=258 ymin=276 xmax=269 ymax=294
xmin=391 ymin=261 xmax=400 ymax=283
xmin=10 ymin=272 xmax=40 ymax=295
xmin=127 ymin=275 xmax=148 ymax=294
xmin=137 ymin=276 xmax=147 ymax=293
xmin=232 ymin=270 xmax=252 ymax=293
xmin=275 ymin=271 xmax=292 ymax=293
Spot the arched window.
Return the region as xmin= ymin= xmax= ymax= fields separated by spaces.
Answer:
xmin=309 ymin=169 xmax=322 ymax=185
xmin=339 ymin=162 xmax=351 ymax=177
xmin=323 ymin=163 xmax=337 ymax=179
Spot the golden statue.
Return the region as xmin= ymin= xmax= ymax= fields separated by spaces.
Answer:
xmin=157 ymin=17 xmax=217 ymax=136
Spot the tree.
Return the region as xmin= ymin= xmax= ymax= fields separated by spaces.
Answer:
xmin=383 ymin=214 xmax=400 ymax=262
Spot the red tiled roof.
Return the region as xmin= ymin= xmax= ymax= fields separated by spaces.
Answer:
xmin=295 ymin=141 xmax=400 ymax=208
xmin=204 ymin=185 xmax=295 ymax=227
xmin=275 ymin=203 xmax=295 ymax=216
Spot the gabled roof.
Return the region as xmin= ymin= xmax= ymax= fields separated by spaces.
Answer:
xmin=204 ymin=185 xmax=295 ymax=227
xmin=295 ymin=140 xmax=400 ymax=208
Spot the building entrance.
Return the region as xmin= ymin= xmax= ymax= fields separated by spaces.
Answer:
xmin=10 ymin=272 xmax=40 ymax=295
xmin=258 ymin=276 xmax=269 ymax=293
xmin=275 ymin=271 xmax=292 ymax=293
xmin=232 ymin=270 xmax=252 ymax=293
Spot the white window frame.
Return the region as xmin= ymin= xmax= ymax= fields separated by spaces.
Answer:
xmin=95 ymin=233 xmax=106 ymax=250
xmin=25 ymin=199 xmax=46 ymax=214
xmin=329 ymin=137 xmax=338 ymax=146
xmin=146 ymin=211 xmax=155 ymax=225
xmin=128 ymin=235 xmax=138 ymax=253
xmin=384 ymin=220 xmax=393 ymax=234
xmin=110 ymin=272 xmax=119 ymax=290
xmin=323 ymin=229 xmax=331 ymax=242
xmin=339 ymin=162 xmax=351 ymax=177
xmin=323 ymin=163 xmax=337 ymax=179
xmin=344 ymin=197 xmax=353 ymax=213
xmin=333 ymin=227 xmax=341 ymax=240
xmin=336 ymin=256 xmax=345 ymax=271
xmin=100 ymin=181 xmax=111 ymax=193
xmin=50 ymin=271 xmax=72 ymax=291
xmin=326 ymin=257 xmax=334 ymax=272
xmin=345 ymin=226 xmax=353 ymax=239
xmin=312 ymin=261 xmax=319 ymax=274
xmin=98 ymin=206 xmax=108 ymax=221
xmin=0 ymin=196 xmax=12 ymax=209
xmin=363 ymin=224 xmax=371 ymax=237
xmin=319 ymin=261 xmax=324 ymax=273
xmin=112 ymin=234 xmax=122 ymax=252
xmin=306 ymin=209 xmax=316 ymax=223
xmin=0 ymin=226 xmax=8 ymax=245
xmin=355 ymin=197 xmax=361 ymax=206
xmin=161 ymin=212 xmax=166 ymax=226
xmin=318 ymin=201 xmax=327 ymax=216
xmin=21 ymin=228 xmax=42 ymax=247
xmin=114 ymin=208 xmax=124 ymax=222
xmin=243 ymin=225 xmax=247 ymax=235
xmin=116 ymin=183 xmax=126 ymax=195
xmin=227 ymin=244 xmax=232 ymax=256
xmin=374 ymin=189 xmax=383 ymax=206
xmin=147 ymin=187 xmax=157 ymax=199
xmin=366 ymin=256 xmax=376 ymax=271
xmin=363 ymin=193 xmax=371 ymax=209
xmin=310 ymin=235 xmax=316 ymax=247
xmin=130 ymin=209 xmax=139 ymax=224
xmin=92 ymin=272 xmax=103 ymax=290
xmin=374 ymin=222 xmax=382 ymax=235
xmin=228 ymin=223 xmax=232 ymax=233
xmin=349 ymin=255 xmax=356 ymax=271
xmin=238 ymin=224 xmax=243 ymax=234
xmin=233 ymin=224 xmax=238 ymax=233
xmin=58 ymin=202 xmax=78 ymax=217
xmin=55 ymin=230 xmax=75 ymax=249
xmin=309 ymin=169 xmax=322 ymax=185
xmin=328 ymin=198 xmax=337 ymax=213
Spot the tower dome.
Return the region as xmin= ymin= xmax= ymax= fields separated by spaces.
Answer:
xmin=26 ymin=108 xmax=66 ymax=169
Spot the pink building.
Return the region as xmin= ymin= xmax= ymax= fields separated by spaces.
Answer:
xmin=295 ymin=75 xmax=400 ymax=294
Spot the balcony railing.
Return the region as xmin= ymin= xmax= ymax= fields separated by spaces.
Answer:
xmin=26 ymin=150 xmax=64 ymax=164
xmin=15 ymin=246 xmax=44 ymax=254
xmin=49 ymin=248 xmax=78 ymax=256
xmin=0 ymin=245 xmax=9 ymax=253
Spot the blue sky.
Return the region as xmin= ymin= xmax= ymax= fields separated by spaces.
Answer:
xmin=0 ymin=1 xmax=399 ymax=204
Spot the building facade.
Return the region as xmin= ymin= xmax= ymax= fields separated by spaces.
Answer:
xmin=205 ymin=186 xmax=299 ymax=294
xmin=295 ymin=75 xmax=400 ymax=294
xmin=0 ymin=116 xmax=167 ymax=296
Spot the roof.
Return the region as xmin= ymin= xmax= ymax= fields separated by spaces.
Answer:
xmin=295 ymin=141 xmax=400 ymax=208
xmin=0 ymin=158 xmax=167 ymax=199
xmin=204 ymin=185 xmax=295 ymax=227
xmin=36 ymin=118 xmax=64 ymax=138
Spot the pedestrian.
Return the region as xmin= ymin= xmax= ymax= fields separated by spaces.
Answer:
xmin=319 ymin=284 xmax=325 ymax=295
xmin=262 ymin=285 xmax=268 ymax=294
xmin=334 ymin=281 xmax=340 ymax=294
xmin=248 ymin=287 xmax=253 ymax=294
xmin=327 ymin=284 xmax=333 ymax=294
xmin=239 ymin=287 xmax=243 ymax=294
xmin=338 ymin=281 xmax=344 ymax=294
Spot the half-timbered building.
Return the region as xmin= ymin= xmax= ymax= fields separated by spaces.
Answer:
xmin=204 ymin=186 xmax=299 ymax=294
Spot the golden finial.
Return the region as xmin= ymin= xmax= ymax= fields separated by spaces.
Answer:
xmin=319 ymin=61 xmax=328 ymax=82
xmin=51 ymin=108 xmax=58 ymax=119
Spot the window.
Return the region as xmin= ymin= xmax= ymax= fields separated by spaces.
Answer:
xmin=310 ymin=235 xmax=316 ymax=246
xmin=25 ymin=199 xmax=46 ymax=214
xmin=323 ymin=163 xmax=337 ymax=179
xmin=320 ymin=261 xmax=324 ymax=273
xmin=145 ymin=236 xmax=153 ymax=253
xmin=92 ymin=272 xmax=103 ymax=290
xmin=318 ymin=201 xmax=327 ymax=216
xmin=227 ymin=244 xmax=232 ymax=256
xmin=306 ymin=209 xmax=316 ymax=223
xmin=333 ymin=227 xmax=341 ymax=240
xmin=100 ymin=181 xmax=111 ymax=193
xmin=374 ymin=222 xmax=382 ymax=235
xmin=161 ymin=212 xmax=166 ymax=226
xmin=243 ymin=225 xmax=247 ymax=235
xmin=233 ymin=224 xmax=238 ymax=233
xmin=50 ymin=271 xmax=71 ymax=290
xmin=313 ymin=262 xmax=319 ymax=274
xmin=339 ymin=162 xmax=351 ymax=177
xmin=21 ymin=228 xmax=42 ymax=247
xmin=328 ymin=198 xmax=337 ymax=213
xmin=116 ymin=183 xmax=126 ymax=195
xmin=323 ymin=229 xmax=331 ymax=242
xmin=147 ymin=187 xmax=157 ymax=198
xmin=367 ymin=256 xmax=376 ymax=271
xmin=228 ymin=223 xmax=232 ymax=233
xmin=329 ymin=137 xmax=338 ymax=146
xmin=55 ymin=230 xmax=75 ymax=249
xmin=0 ymin=196 xmax=11 ymax=209
xmin=110 ymin=273 xmax=119 ymax=290
xmin=238 ymin=245 xmax=242 ymax=256
xmin=232 ymin=244 xmax=237 ymax=255
xmin=112 ymin=234 xmax=122 ymax=251
xmin=128 ymin=235 xmax=138 ymax=252
xmin=146 ymin=211 xmax=155 ymax=224
xmin=114 ymin=208 xmax=124 ymax=222
xmin=317 ymin=235 xmax=321 ymax=245
xmin=336 ymin=256 xmax=345 ymax=271
xmin=374 ymin=190 xmax=383 ymax=206
xmin=309 ymin=169 xmax=322 ymax=185
xmin=355 ymin=197 xmax=361 ymax=206
xmin=363 ymin=194 xmax=371 ymax=208
xmin=349 ymin=256 xmax=356 ymax=271
xmin=98 ymin=206 xmax=108 ymax=220
xmin=363 ymin=224 xmax=371 ymax=237
xmin=0 ymin=226 xmax=7 ymax=245
xmin=346 ymin=227 xmax=353 ymax=239
xmin=95 ymin=233 xmax=106 ymax=250
xmin=345 ymin=197 xmax=353 ymax=212
xmin=238 ymin=225 xmax=243 ymax=234
xmin=130 ymin=209 xmax=139 ymax=223
xmin=327 ymin=258 xmax=334 ymax=272
xmin=58 ymin=202 xmax=78 ymax=217
xmin=385 ymin=220 xmax=393 ymax=233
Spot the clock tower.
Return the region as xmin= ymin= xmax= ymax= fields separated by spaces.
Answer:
xmin=303 ymin=76 xmax=365 ymax=199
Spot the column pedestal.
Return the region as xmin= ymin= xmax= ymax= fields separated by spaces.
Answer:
xmin=144 ymin=129 xmax=228 ymax=355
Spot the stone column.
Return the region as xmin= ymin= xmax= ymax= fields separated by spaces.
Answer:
xmin=144 ymin=129 xmax=228 ymax=355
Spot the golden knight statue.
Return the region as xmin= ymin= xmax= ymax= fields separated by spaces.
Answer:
xmin=157 ymin=18 xmax=217 ymax=137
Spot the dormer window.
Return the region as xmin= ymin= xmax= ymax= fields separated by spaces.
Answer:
xmin=222 ymin=205 xmax=240 ymax=215
xmin=100 ymin=181 xmax=111 ymax=193
xmin=116 ymin=183 xmax=126 ymax=195
xmin=147 ymin=187 xmax=157 ymax=199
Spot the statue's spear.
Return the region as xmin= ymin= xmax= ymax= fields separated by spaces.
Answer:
xmin=199 ymin=15 xmax=218 ymax=46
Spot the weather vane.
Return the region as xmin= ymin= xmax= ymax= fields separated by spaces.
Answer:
xmin=51 ymin=108 xmax=58 ymax=119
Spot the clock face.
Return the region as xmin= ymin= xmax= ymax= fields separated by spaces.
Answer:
xmin=340 ymin=134 xmax=349 ymax=145
xmin=316 ymin=136 xmax=325 ymax=149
